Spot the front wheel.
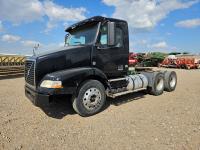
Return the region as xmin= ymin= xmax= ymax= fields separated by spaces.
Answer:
xmin=72 ymin=80 xmax=106 ymax=117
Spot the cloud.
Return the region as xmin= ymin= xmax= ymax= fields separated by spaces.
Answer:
xmin=1 ymin=34 xmax=21 ymax=42
xmin=175 ymin=18 xmax=200 ymax=28
xmin=0 ymin=0 xmax=87 ymax=32
xmin=166 ymin=32 xmax=172 ymax=36
xmin=0 ymin=0 xmax=44 ymax=24
xmin=1 ymin=33 xmax=42 ymax=48
xmin=0 ymin=33 xmax=65 ymax=54
xmin=44 ymin=1 xmax=86 ymax=22
xmin=21 ymin=40 xmax=41 ymax=47
xmin=131 ymin=40 xmax=170 ymax=52
xmin=20 ymin=42 xmax=65 ymax=55
xmin=58 ymin=42 xmax=65 ymax=47
xmin=43 ymin=1 xmax=86 ymax=32
xmin=151 ymin=41 xmax=168 ymax=49
xmin=137 ymin=40 xmax=148 ymax=45
xmin=103 ymin=0 xmax=198 ymax=31
xmin=0 ymin=33 xmax=63 ymax=54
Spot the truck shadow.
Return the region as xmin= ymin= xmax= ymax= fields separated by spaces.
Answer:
xmin=41 ymin=92 xmax=147 ymax=119
xmin=41 ymin=95 xmax=76 ymax=119
xmin=106 ymin=91 xmax=146 ymax=107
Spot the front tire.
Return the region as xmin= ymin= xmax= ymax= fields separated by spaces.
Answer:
xmin=72 ymin=80 xmax=106 ymax=117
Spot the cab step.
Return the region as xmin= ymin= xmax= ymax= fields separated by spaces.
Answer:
xmin=107 ymin=88 xmax=146 ymax=98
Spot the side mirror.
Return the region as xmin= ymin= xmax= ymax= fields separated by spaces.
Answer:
xmin=108 ymin=22 xmax=116 ymax=46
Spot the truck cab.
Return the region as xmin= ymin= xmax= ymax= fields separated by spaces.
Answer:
xmin=25 ymin=16 xmax=177 ymax=117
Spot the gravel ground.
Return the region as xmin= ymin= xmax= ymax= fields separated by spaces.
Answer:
xmin=0 ymin=68 xmax=200 ymax=150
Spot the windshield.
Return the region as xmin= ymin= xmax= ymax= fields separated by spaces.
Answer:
xmin=66 ymin=23 xmax=98 ymax=46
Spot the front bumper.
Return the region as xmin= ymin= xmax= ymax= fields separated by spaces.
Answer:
xmin=25 ymin=85 xmax=50 ymax=107
xmin=25 ymin=83 xmax=76 ymax=107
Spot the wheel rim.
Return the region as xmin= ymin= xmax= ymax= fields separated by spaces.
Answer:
xmin=83 ymin=88 xmax=102 ymax=111
xmin=156 ymin=78 xmax=164 ymax=91
xmin=169 ymin=75 xmax=176 ymax=88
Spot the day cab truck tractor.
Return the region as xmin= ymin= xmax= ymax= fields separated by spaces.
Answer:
xmin=25 ymin=16 xmax=177 ymax=117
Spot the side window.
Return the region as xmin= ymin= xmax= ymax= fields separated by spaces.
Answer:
xmin=99 ymin=23 xmax=124 ymax=47
xmin=100 ymin=24 xmax=108 ymax=45
xmin=115 ymin=27 xmax=123 ymax=47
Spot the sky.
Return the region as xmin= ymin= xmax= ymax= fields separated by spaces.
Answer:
xmin=0 ymin=0 xmax=200 ymax=55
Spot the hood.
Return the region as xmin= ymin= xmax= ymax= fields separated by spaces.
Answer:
xmin=34 ymin=45 xmax=92 ymax=85
xmin=36 ymin=45 xmax=84 ymax=57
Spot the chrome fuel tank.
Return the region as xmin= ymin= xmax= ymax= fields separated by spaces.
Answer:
xmin=126 ymin=74 xmax=148 ymax=90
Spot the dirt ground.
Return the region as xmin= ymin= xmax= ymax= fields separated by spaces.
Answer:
xmin=0 ymin=68 xmax=200 ymax=150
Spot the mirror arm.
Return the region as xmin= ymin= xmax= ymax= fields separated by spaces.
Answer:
xmin=64 ymin=33 xmax=70 ymax=47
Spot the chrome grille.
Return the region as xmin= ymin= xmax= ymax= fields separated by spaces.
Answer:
xmin=25 ymin=60 xmax=35 ymax=86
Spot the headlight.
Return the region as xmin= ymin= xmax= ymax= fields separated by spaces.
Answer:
xmin=40 ymin=80 xmax=63 ymax=88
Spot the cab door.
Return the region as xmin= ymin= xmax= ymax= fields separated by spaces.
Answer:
xmin=92 ymin=22 xmax=128 ymax=78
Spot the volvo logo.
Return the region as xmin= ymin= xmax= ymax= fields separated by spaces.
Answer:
xmin=26 ymin=62 xmax=33 ymax=81
xmin=27 ymin=68 xmax=31 ymax=77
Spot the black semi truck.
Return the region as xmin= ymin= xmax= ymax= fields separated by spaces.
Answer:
xmin=25 ymin=16 xmax=177 ymax=116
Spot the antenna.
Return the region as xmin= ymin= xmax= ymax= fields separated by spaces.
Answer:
xmin=33 ymin=43 xmax=40 ymax=56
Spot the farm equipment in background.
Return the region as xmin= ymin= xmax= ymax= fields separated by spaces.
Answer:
xmin=129 ymin=52 xmax=138 ymax=66
xmin=0 ymin=54 xmax=26 ymax=78
xmin=161 ymin=54 xmax=200 ymax=69
xmin=136 ymin=52 xmax=166 ymax=67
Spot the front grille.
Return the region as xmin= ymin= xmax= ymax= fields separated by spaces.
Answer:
xmin=25 ymin=60 xmax=35 ymax=86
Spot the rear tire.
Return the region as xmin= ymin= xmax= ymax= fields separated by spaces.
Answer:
xmin=147 ymin=72 xmax=164 ymax=96
xmin=72 ymin=80 xmax=106 ymax=117
xmin=163 ymin=71 xmax=177 ymax=92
